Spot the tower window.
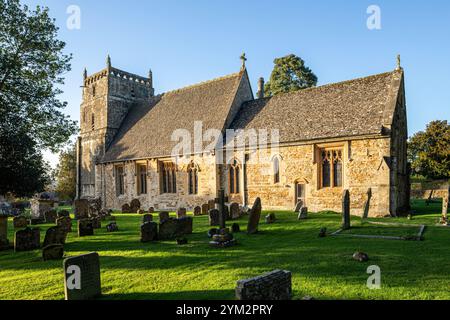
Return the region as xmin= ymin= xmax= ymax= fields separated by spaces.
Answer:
xmin=91 ymin=113 xmax=95 ymax=131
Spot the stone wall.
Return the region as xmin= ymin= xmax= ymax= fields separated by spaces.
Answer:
xmin=235 ymin=270 xmax=292 ymax=300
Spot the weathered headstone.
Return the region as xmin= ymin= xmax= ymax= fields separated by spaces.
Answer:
xmin=201 ymin=203 xmax=209 ymax=215
xmin=143 ymin=214 xmax=153 ymax=223
xmin=230 ymin=203 xmax=240 ymax=220
xmin=298 ymin=207 xmax=308 ymax=220
xmin=0 ymin=216 xmax=9 ymax=250
xmin=235 ymin=270 xmax=292 ymax=300
xmin=78 ymin=219 xmax=94 ymax=237
xmin=148 ymin=207 xmax=155 ymax=213
xmin=57 ymin=216 xmax=72 ymax=233
xmin=342 ymin=189 xmax=351 ymax=230
xmin=88 ymin=198 xmax=102 ymax=217
xmin=159 ymin=211 xmax=170 ymax=223
xmin=247 ymin=197 xmax=262 ymax=234
xmin=45 ymin=209 xmax=58 ymax=223
xmin=208 ymin=209 xmax=220 ymax=226
xmin=137 ymin=209 xmax=145 ymax=215
xmin=158 ymin=217 xmax=193 ymax=240
xmin=74 ymin=199 xmax=89 ymax=220
xmin=215 ymin=189 xmax=229 ymax=229
xmin=362 ymin=188 xmax=372 ymax=220
xmin=130 ymin=199 xmax=141 ymax=213
xmin=209 ymin=227 xmax=236 ymax=248
xmin=14 ymin=227 xmax=40 ymax=252
xmin=265 ymin=213 xmax=276 ymax=224
xmin=106 ymin=222 xmax=118 ymax=232
xmin=63 ymin=252 xmax=101 ymax=300
xmin=141 ymin=222 xmax=158 ymax=242
xmin=30 ymin=198 xmax=55 ymax=220
xmin=294 ymin=200 xmax=303 ymax=213
xmin=121 ymin=203 xmax=131 ymax=213
xmin=176 ymin=207 xmax=187 ymax=219
xmin=193 ymin=206 xmax=201 ymax=216
xmin=43 ymin=244 xmax=64 ymax=261
xmin=13 ymin=216 xmax=29 ymax=229
xmin=43 ymin=226 xmax=67 ymax=247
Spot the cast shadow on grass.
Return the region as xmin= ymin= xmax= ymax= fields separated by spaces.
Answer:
xmin=101 ymin=289 xmax=234 ymax=300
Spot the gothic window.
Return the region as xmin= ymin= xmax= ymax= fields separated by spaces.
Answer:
xmin=91 ymin=113 xmax=95 ymax=131
xmin=187 ymin=162 xmax=198 ymax=195
xmin=229 ymin=159 xmax=240 ymax=194
xmin=161 ymin=161 xmax=177 ymax=194
xmin=320 ymin=149 xmax=343 ymax=188
xmin=137 ymin=164 xmax=147 ymax=195
xmin=273 ymin=156 xmax=280 ymax=184
xmin=115 ymin=165 xmax=125 ymax=196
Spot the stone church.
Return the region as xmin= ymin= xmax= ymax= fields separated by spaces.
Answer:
xmin=76 ymin=55 xmax=409 ymax=217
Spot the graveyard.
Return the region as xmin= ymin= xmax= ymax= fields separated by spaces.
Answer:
xmin=0 ymin=199 xmax=449 ymax=300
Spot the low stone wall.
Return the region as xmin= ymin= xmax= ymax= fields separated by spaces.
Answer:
xmin=411 ymin=189 xmax=449 ymax=200
xmin=235 ymin=270 xmax=292 ymax=300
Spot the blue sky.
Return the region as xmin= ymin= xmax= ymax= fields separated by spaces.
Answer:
xmin=22 ymin=0 xmax=450 ymax=166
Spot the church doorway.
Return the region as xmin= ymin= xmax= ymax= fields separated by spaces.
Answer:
xmin=295 ymin=182 xmax=306 ymax=206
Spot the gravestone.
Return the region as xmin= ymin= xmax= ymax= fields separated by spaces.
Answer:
xmin=208 ymin=199 xmax=215 ymax=210
xmin=106 ymin=222 xmax=118 ymax=232
xmin=58 ymin=210 xmax=70 ymax=218
xmin=137 ymin=209 xmax=145 ymax=215
xmin=78 ymin=219 xmax=94 ymax=237
xmin=342 ymin=189 xmax=351 ymax=230
xmin=230 ymin=203 xmax=240 ymax=220
xmin=209 ymin=227 xmax=236 ymax=248
xmin=30 ymin=198 xmax=55 ymax=220
xmin=235 ymin=270 xmax=292 ymax=300
xmin=74 ymin=199 xmax=89 ymax=220
xmin=362 ymin=188 xmax=372 ymax=220
xmin=159 ymin=211 xmax=170 ymax=223
xmin=148 ymin=207 xmax=155 ymax=213
xmin=88 ymin=198 xmax=102 ymax=217
xmin=215 ymin=189 xmax=229 ymax=229
xmin=294 ymin=200 xmax=303 ymax=213
xmin=63 ymin=252 xmax=101 ymax=300
xmin=43 ymin=244 xmax=64 ymax=261
xmin=247 ymin=197 xmax=262 ymax=234
xmin=158 ymin=217 xmax=193 ymax=240
xmin=57 ymin=216 xmax=72 ymax=233
xmin=45 ymin=209 xmax=58 ymax=224
xmin=298 ymin=207 xmax=308 ymax=220
xmin=43 ymin=226 xmax=67 ymax=247
xmin=0 ymin=216 xmax=9 ymax=250
xmin=265 ymin=213 xmax=276 ymax=224
xmin=201 ymin=203 xmax=209 ymax=215
xmin=176 ymin=208 xmax=187 ymax=219
xmin=14 ymin=227 xmax=40 ymax=252
xmin=208 ymin=209 xmax=220 ymax=226
xmin=193 ymin=206 xmax=201 ymax=216
xmin=143 ymin=214 xmax=153 ymax=223
xmin=141 ymin=222 xmax=158 ymax=242
xmin=224 ymin=205 xmax=230 ymax=221
xmin=130 ymin=199 xmax=141 ymax=213
xmin=121 ymin=203 xmax=131 ymax=213
xmin=13 ymin=216 xmax=29 ymax=229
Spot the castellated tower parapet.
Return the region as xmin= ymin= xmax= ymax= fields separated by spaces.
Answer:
xmin=77 ymin=56 xmax=154 ymax=199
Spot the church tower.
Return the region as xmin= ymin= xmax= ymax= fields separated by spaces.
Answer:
xmin=76 ymin=56 xmax=154 ymax=199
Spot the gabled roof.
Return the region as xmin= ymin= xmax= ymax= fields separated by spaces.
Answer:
xmin=102 ymin=71 xmax=246 ymax=162
xmin=230 ymin=69 xmax=404 ymax=144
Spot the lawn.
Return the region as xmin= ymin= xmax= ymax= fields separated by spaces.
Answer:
xmin=0 ymin=199 xmax=449 ymax=300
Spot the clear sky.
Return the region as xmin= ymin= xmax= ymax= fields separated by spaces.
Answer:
xmin=21 ymin=0 xmax=450 ymax=167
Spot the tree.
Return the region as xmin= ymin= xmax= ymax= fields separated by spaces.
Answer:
xmin=0 ymin=0 xmax=77 ymax=196
xmin=264 ymin=54 xmax=318 ymax=96
xmin=408 ymin=120 xmax=450 ymax=179
xmin=55 ymin=145 xmax=77 ymax=201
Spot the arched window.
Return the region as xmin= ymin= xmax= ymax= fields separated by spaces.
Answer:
xmin=320 ymin=149 xmax=343 ymax=188
xmin=187 ymin=162 xmax=198 ymax=195
xmin=229 ymin=159 xmax=240 ymax=194
xmin=161 ymin=161 xmax=177 ymax=194
xmin=273 ymin=156 xmax=280 ymax=184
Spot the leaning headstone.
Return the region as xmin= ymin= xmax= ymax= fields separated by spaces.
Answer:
xmin=193 ymin=206 xmax=201 ymax=216
xmin=342 ymin=189 xmax=351 ymax=230
xmin=230 ymin=203 xmax=240 ymax=220
xmin=141 ymin=222 xmax=158 ymax=242
xmin=57 ymin=216 xmax=72 ymax=233
xmin=121 ymin=203 xmax=131 ymax=213
xmin=63 ymin=252 xmax=101 ymax=300
xmin=43 ymin=244 xmax=64 ymax=261
xmin=294 ymin=200 xmax=303 ymax=213
xmin=13 ymin=216 xmax=29 ymax=229
xmin=78 ymin=219 xmax=94 ymax=237
xmin=176 ymin=208 xmax=187 ymax=219
xmin=143 ymin=214 xmax=153 ymax=223
xmin=130 ymin=199 xmax=141 ymax=213
xmin=159 ymin=211 xmax=170 ymax=223
xmin=14 ymin=227 xmax=40 ymax=252
xmin=45 ymin=209 xmax=58 ymax=223
xmin=43 ymin=226 xmax=67 ymax=247
xmin=74 ymin=199 xmax=89 ymax=220
xmin=201 ymin=203 xmax=209 ymax=215
xmin=0 ymin=216 xmax=9 ymax=250
xmin=235 ymin=270 xmax=292 ymax=300
xmin=265 ymin=213 xmax=276 ymax=224
xmin=298 ymin=207 xmax=308 ymax=220
xmin=362 ymin=188 xmax=372 ymax=220
xmin=247 ymin=197 xmax=262 ymax=234
xmin=208 ymin=209 xmax=220 ymax=226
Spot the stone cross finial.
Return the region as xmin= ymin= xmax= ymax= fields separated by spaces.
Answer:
xmin=396 ymin=54 xmax=401 ymax=70
xmin=240 ymin=53 xmax=247 ymax=70
xmin=83 ymin=68 xmax=87 ymax=80
xmin=106 ymin=54 xmax=111 ymax=68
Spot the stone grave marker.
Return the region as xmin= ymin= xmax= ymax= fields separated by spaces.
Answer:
xmin=298 ymin=207 xmax=308 ymax=220
xmin=201 ymin=203 xmax=209 ymax=215
xmin=208 ymin=209 xmax=220 ymax=226
xmin=141 ymin=222 xmax=158 ymax=242
xmin=235 ymin=270 xmax=292 ymax=300
xmin=45 ymin=209 xmax=57 ymax=223
xmin=13 ymin=216 xmax=29 ymax=229
xmin=14 ymin=227 xmax=40 ymax=252
xmin=208 ymin=199 xmax=215 ymax=210
xmin=294 ymin=200 xmax=303 ymax=213
xmin=230 ymin=203 xmax=240 ymax=220
xmin=143 ymin=214 xmax=153 ymax=223
xmin=362 ymin=188 xmax=372 ymax=220
xmin=265 ymin=213 xmax=276 ymax=224
xmin=43 ymin=226 xmax=67 ymax=247
xmin=193 ymin=206 xmax=201 ymax=216
xmin=0 ymin=216 xmax=9 ymax=250
xmin=43 ymin=244 xmax=64 ymax=261
xmin=63 ymin=252 xmax=101 ymax=300
xmin=78 ymin=219 xmax=94 ymax=237
xmin=342 ymin=189 xmax=351 ymax=230
xmin=148 ymin=207 xmax=155 ymax=213
xmin=130 ymin=199 xmax=141 ymax=213
xmin=74 ymin=199 xmax=89 ymax=220
xmin=176 ymin=208 xmax=187 ymax=219
xmin=247 ymin=197 xmax=262 ymax=234
xmin=159 ymin=211 xmax=170 ymax=223
xmin=158 ymin=217 xmax=193 ymax=240
xmin=121 ymin=203 xmax=131 ymax=213
xmin=57 ymin=216 xmax=72 ymax=233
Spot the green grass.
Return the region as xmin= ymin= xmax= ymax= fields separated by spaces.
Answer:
xmin=0 ymin=199 xmax=449 ymax=300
